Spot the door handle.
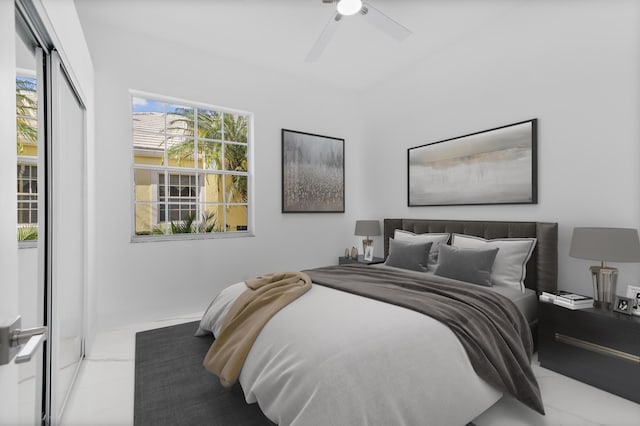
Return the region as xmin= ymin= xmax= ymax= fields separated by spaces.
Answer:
xmin=13 ymin=326 xmax=47 ymax=364
xmin=0 ymin=316 xmax=47 ymax=365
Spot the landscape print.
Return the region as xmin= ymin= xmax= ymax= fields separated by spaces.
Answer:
xmin=408 ymin=120 xmax=537 ymax=206
xmin=282 ymin=129 xmax=344 ymax=212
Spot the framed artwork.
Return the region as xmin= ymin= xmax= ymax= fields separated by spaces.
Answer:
xmin=282 ymin=129 xmax=344 ymax=213
xmin=625 ymin=285 xmax=640 ymax=316
xmin=612 ymin=296 xmax=633 ymax=315
xmin=408 ymin=119 xmax=538 ymax=206
xmin=364 ymin=245 xmax=374 ymax=261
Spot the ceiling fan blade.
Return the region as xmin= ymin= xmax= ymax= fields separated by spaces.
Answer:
xmin=305 ymin=11 xmax=342 ymax=62
xmin=361 ymin=1 xmax=411 ymax=41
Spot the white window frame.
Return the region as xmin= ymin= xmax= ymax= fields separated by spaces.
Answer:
xmin=130 ymin=90 xmax=254 ymax=242
xmin=17 ymin=159 xmax=38 ymax=225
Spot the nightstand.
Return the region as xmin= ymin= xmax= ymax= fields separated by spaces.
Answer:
xmin=538 ymin=301 xmax=640 ymax=403
xmin=338 ymin=255 xmax=384 ymax=265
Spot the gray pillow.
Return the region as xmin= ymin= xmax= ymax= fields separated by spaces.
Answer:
xmin=434 ymin=244 xmax=499 ymax=287
xmin=393 ymin=230 xmax=450 ymax=272
xmin=384 ymin=238 xmax=433 ymax=272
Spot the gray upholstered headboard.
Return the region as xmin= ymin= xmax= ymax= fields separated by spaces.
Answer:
xmin=383 ymin=219 xmax=558 ymax=293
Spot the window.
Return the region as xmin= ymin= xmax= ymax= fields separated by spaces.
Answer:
xmin=16 ymin=75 xmax=38 ymax=241
xmin=158 ymin=173 xmax=197 ymax=222
xmin=17 ymin=163 xmax=38 ymax=224
xmin=132 ymin=93 xmax=252 ymax=238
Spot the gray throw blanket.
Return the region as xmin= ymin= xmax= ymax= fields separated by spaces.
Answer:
xmin=304 ymin=264 xmax=545 ymax=415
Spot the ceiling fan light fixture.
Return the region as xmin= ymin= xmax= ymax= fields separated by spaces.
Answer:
xmin=336 ymin=0 xmax=363 ymax=16
xmin=307 ymin=0 xmax=411 ymax=62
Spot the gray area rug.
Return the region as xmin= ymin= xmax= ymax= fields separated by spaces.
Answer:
xmin=134 ymin=321 xmax=275 ymax=426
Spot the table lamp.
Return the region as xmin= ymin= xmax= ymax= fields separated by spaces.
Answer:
xmin=354 ymin=220 xmax=381 ymax=257
xmin=569 ymin=227 xmax=640 ymax=309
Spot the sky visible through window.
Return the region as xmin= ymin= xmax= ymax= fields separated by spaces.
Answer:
xmin=133 ymin=97 xmax=187 ymax=114
xmin=17 ymin=76 xmax=36 ymax=86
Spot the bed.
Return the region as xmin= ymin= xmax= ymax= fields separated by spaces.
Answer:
xmin=197 ymin=218 xmax=558 ymax=426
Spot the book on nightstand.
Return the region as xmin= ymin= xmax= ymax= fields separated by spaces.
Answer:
xmin=539 ymin=290 xmax=593 ymax=309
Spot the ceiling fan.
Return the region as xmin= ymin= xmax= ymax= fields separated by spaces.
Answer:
xmin=306 ymin=0 xmax=412 ymax=62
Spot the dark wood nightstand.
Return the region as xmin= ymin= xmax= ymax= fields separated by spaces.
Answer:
xmin=338 ymin=255 xmax=385 ymax=265
xmin=538 ymin=301 xmax=640 ymax=403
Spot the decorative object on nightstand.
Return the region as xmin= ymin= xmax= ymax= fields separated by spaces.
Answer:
xmin=569 ymin=227 xmax=640 ymax=309
xmin=539 ymin=290 xmax=593 ymax=310
xmin=612 ymin=296 xmax=634 ymax=315
xmin=625 ymin=285 xmax=640 ymax=316
xmin=354 ymin=220 xmax=381 ymax=257
xmin=363 ymin=245 xmax=374 ymax=261
xmin=350 ymin=246 xmax=358 ymax=260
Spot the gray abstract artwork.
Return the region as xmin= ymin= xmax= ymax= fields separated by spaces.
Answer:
xmin=408 ymin=120 xmax=537 ymax=206
xmin=282 ymin=129 xmax=344 ymax=212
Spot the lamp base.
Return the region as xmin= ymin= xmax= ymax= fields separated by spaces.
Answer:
xmin=590 ymin=265 xmax=618 ymax=309
xmin=362 ymin=239 xmax=372 ymax=252
xmin=362 ymin=239 xmax=373 ymax=261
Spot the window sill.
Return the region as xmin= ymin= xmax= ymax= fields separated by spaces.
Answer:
xmin=18 ymin=240 xmax=38 ymax=249
xmin=130 ymin=231 xmax=255 ymax=243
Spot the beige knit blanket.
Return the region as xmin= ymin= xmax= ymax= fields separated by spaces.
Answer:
xmin=203 ymin=271 xmax=312 ymax=388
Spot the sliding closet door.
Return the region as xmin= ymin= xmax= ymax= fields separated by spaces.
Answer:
xmin=49 ymin=51 xmax=86 ymax=424
xmin=12 ymin=8 xmax=48 ymax=425
xmin=16 ymin=34 xmax=46 ymax=426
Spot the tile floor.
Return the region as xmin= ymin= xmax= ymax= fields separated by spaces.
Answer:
xmin=62 ymin=315 xmax=640 ymax=426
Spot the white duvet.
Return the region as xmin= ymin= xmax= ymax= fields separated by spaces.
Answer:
xmin=198 ymin=281 xmax=503 ymax=426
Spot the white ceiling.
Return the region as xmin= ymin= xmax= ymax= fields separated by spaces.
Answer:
xmin=74 ymin=0 xmax=517 ymax=92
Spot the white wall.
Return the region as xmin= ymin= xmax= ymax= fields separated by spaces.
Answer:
xmin=0 ymin=1 xmax=19 ymax=423
xmin=359 ymin=0 xmax=640 ymax=295
xmin=83 ymin=24 xmax=365 ymax=331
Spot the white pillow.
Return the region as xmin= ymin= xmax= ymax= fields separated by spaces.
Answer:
xmin=451 ymin=234 xmax=537 ymax=292
xmin=394 ymin=230 xmax=450 ymax=272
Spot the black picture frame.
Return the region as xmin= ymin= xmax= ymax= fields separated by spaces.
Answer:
xmin=613 ymin=296 xmax=634 ymax=315
xmin=282 ymin=129 xmax=345 ymax=213
xmin=407 ymin=119 xmax=538 ymax=206
xmin=625 ymin=285 xmax=640 ymax=316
